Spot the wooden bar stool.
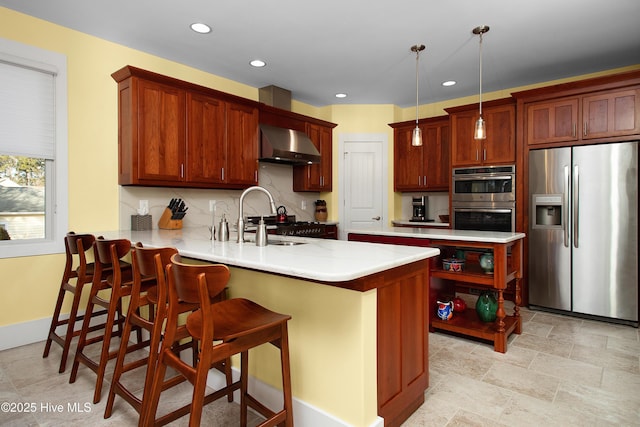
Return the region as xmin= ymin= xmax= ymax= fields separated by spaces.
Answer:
xmin=69 ymin=237 xmax=152 ymax=403
xmin=104 ymin=244 xmax=233 ymax=423
xmin=142 ymin=254 xmax=293 ymax=427
xmin=103 ymin=244 xmax=177 ymax=419
xmin=43 ymin=232 xmax=109 ymax=373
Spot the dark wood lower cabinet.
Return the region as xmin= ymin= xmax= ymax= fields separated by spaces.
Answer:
xmin=348 ymin=234 xmax=430 ymax=426
xmin=376 ymin=260 xmax=430 ymax=427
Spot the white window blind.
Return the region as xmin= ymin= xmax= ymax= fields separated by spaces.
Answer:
xmin=0 ymin=59 xmax=56 ymax=159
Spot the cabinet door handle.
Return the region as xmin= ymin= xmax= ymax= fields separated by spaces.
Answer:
xmin=180 ymin=164 xmax=184 ymax=179
xmin=563 ymin=165 xmax=570 ymax=248
xmin=583 ymin=122 xmax=587 ymax=136
xmin=483 ymin=149 xmax=487 ymax=161
xmin=255 ymin=170 xmax=258 ymax=182
xmin=418 ymin=176 xmax=421 ymax=186
xmin=423 ymin=176 xmax=427 ymax=187
xmin=476 ymin=150 xmax=479 ymax=161
xmin=221 ymin=167 xmax=225 ymax=181
xmin=573 ymin=164 xmax=579 ymax=248
xmin=572 ymin=123 xmax=576 ymax=138
xmin=372 ymin=216 xmax=381 ymax=221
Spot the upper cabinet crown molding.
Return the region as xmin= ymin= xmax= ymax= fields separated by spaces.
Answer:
xmin=511 ymin=69 xmax=640 ymax=102
xmin=111 ymin=65 xmax=259 ymax=108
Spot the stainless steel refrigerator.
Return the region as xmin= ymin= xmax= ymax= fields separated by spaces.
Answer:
xmin=528 ymin=141 xmax=638 ymax=326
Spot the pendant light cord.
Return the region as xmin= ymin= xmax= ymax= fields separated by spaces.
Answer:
xmin=478 ymin=32 xmax=483 ymax=117
xmin=415 ymin=48 xmax=420 ymax=126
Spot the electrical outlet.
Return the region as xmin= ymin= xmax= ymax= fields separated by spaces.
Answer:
xmin=301 ymin=200 xmax=307 ymax=210
xmin=209 ymin=200 xmax=216 ymax=212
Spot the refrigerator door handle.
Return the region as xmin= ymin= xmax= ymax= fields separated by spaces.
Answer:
xmin=564 ymin=165 xmax=570 ymax=248
xmin=573 ymin=164 xmax=579 ymax=248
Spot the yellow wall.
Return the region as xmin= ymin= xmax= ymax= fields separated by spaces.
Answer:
xmin=0 ymin=7 xmax=261 ymax=327
xmin=1 ymin=6 xmax=639 ymax=329
xmin=228 ymin=268 xmax=378 ymax=426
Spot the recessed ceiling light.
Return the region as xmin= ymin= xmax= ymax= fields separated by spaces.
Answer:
xmin=335 ymin=93 xmax=347 ymax=98
xmin=442 ymin=80 xmax=456 ymax=87
xmin=250 ymin=59 xmax=266 ymax=68
xmin=190 ymin=23 xmax=211 ymax=34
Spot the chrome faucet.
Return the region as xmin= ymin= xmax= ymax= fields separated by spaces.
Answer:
xmin=237 ymin=186 xmax=278 ymax=243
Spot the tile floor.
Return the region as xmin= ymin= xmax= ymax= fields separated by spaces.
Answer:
xmin=1 ymin=305 xmax=638 ymax=426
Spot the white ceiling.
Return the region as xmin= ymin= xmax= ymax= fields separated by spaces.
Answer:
xmin=2 ymin=0 xmax=639 ymax=107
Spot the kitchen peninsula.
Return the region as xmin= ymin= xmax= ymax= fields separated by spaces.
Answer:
xmin=99 ymin=228 xmax=439 ymax=427
xmin=348 ymin=226 xmax=525 ymax=353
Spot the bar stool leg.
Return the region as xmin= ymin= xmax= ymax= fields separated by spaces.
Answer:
xmin=280 ymin=323 xmax=294 ymax=427
xmin=240 ymin=351 xmax=249 ymax=427
xmin=91 ymin=287 xmax=121 ymax=403
xmin=69 ymin=282 xmax=101 ymax=384
xmin=43 ymin=279 xmax=85 ymax=373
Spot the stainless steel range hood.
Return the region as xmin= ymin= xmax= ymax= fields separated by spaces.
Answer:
xmin=259 ymin=124 xmax=320 ymax=165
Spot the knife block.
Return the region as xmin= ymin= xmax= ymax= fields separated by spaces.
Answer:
xmin=158 ymin=208 xmax=183 ymax=230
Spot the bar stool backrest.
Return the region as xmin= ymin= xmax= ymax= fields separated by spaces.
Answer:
xmin=93 ymin=238 xmax=132 ymax=285
xmin=131 ymin=243 xmax=178 ymax=309
xmin=166 ymin=253 xmax=230 ymax=306
xmin=65 ymin=232 xmax=96 ymax=273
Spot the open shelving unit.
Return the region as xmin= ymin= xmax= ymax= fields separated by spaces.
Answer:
xmin=429 ymin=238 xmax=523 ymax=353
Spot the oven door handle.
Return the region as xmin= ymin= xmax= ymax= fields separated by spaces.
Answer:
xmin=453 ymin=175 xmax=513 ymax=182
xmin=453 ymin=208 xmax=513 ymax=213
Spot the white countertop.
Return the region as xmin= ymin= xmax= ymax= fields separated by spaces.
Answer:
xmin=348 ymin=225 xmax=525 ymax=244
xmin=99 ymin=228 xmax=439 ymax=283
xmin=392 ymin=220 xmax=450 ymax=227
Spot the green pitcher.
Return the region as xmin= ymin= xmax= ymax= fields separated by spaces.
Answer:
xmin=475 ymin=291 xmax=497 ymax=322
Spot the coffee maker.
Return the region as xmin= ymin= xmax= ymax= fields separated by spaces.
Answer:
xmin=410 ymin=196 xmax=430 ymax=222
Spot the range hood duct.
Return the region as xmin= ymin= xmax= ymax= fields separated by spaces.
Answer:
xmin=259 ymin=124 xmax=321 ymax=165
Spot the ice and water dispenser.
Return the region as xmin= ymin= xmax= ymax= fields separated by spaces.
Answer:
xmin=532 ymin=194 xmax=563 ymax=229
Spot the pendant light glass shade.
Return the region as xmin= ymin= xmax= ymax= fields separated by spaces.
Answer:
xmin=412 ymin=126 xmax=422 ymax=147
xmin=474 ymin=117 xmax=486 ymax=140
xmin=473 ymin=26 xmax=489 ymax=140
xmin=410 ymin=44 xmax=425 ymax=146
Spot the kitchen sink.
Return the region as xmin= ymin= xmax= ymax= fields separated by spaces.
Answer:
xmin=270 ymin=240 xmax=306 ymax=246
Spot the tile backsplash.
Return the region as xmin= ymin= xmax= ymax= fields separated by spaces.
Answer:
xmin=119 ymin=162 xmax=321 ymax=230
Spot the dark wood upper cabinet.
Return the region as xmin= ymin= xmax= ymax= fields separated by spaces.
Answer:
xmin=185 ymin=92 xmax=226 ymax=184
xmin=128 ymin=78 xmax=186 ymax=184
xmin=447 ymin=99 xmax=516 ymax=168
xmin=292 ymin=123 xmax=333 ymax=191
xmin=391 ymin=115 xmax=450 ymax=192
xmin=526 ymin=98 xmax=579 ymax=145
xmin=514 ymin=70 xmax=640 ymax=148
xmin=582 ymin=89 xmax=640 ymax=139
xmin=112 ymin=66 xmax=259 ymax=189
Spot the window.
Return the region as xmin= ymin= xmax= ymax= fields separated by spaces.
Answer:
xmin=0 ymin=38 xmax=68 ymax=258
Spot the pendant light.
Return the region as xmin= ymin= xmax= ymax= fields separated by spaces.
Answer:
xmin=410 ymin=44 xmax=425 ymax=146
xmin=473 ymin=25 xmax=489 ymax=140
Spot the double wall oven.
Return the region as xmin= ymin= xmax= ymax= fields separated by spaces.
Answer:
xmin=451 ymin=165 xmax=515 ymax=232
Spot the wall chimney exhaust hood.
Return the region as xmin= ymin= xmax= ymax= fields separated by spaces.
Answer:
xmin=259 ymin=124 xmax=321 ymax=165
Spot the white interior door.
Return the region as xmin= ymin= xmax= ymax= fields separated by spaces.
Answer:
xmin=339 ymin=134 xmax=388 ymax=239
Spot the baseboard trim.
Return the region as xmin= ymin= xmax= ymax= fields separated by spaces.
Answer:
xmin=207 ymin=369 xmax=384 ymax=427
xmin=1 ymin=317 xmax=384 ymax=427
xmin=0 ymin=316 xmax=52 ymax=351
